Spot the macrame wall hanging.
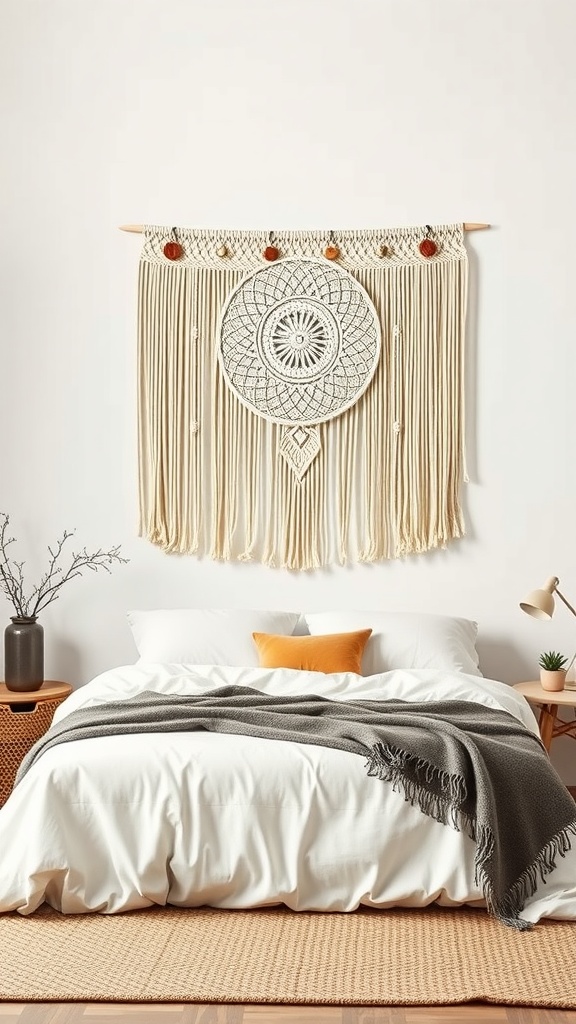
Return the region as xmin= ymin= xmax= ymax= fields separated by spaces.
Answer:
xmin=133 ymin=223 xmax=473 ymax=570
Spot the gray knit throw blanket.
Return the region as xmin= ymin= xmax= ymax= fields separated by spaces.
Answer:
xmin=15 ymin=685 xmax=576 ymax=930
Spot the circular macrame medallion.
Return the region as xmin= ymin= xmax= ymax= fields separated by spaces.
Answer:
xmin=217 ymin=258 xmax=381 ymax=426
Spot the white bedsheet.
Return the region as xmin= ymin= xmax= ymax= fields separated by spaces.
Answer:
xmin=0 ymin=663 xmax=575 ymax=920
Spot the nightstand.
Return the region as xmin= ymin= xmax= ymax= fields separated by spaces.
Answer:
xmin=0 ymin=680 xmax=73 ymax=806
xmin=513 ymin=681 xmax=576 ymax=753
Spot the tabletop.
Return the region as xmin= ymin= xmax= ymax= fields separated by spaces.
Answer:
xmin=513 ymin=681 xmax=576 ymax=705
xmin=0 ymin=681 xmax=73 ymax=704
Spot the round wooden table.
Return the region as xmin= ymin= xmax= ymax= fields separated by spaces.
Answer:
xmin=0 ymin=680 xmax=73 ymax=806
xmin=513 ymin=680 xmax=576 ymax=752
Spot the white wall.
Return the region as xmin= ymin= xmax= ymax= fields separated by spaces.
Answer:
xmin=1 ymin=0 xmax=576 ymax=780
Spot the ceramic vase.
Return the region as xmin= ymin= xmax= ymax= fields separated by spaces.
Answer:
xmin=4 ymin=616 xmax=44 ymax=692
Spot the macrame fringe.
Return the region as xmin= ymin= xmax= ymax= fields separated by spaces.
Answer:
xmin=365 ymin=742 xmax=576 ymax=931
xmin=137 ymin=225 xmax=469 ymax=569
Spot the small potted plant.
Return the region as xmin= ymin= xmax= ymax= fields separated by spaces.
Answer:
xmin=538 ymin=650 xmax=567 ymax=692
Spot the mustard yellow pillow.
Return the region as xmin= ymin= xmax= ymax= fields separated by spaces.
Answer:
xmin=252 ymin=629 xmax=372 ymax=675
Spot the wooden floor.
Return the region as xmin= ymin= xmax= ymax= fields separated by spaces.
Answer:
xmin=1 ymin=1005 xmax=576 ymax=1023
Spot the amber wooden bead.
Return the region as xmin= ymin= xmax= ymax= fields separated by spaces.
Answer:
xmin=419 ymin=238 xmax=437 ymax=258
xmin=163 ymin=241 xmax=183 ymax=260
xmin=216 ymin=244 xmax=228 ymax=258
xmin=324 ymin=245 xmax=339 ymax=260
xmin=263 ymin=245 xmax=280 ymax=261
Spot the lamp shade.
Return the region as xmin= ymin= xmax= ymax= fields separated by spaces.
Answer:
xmin=519 ymin=577 xmax=559 ymax=620
xmin=520 ymin=591 xmax=554 ymax=619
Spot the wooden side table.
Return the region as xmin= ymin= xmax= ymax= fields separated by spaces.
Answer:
xmin=0 ymin=680 xmax=73 ymax=807
xmin=513 ymin=681 xmax=576 ymax=753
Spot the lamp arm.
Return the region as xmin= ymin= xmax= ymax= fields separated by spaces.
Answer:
xmin=555 ymin=586 xmax=576 ymax=619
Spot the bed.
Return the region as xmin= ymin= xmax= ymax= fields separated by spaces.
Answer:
xmin=0 ymin=608 xmax=575 ymax=923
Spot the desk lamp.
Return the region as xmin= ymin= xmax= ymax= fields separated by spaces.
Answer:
xmin=520 ymin=576 xmax=576 ymax=690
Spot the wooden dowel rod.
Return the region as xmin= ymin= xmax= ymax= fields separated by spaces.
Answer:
xmin=119 ymin=222 xmax=491 ymax=234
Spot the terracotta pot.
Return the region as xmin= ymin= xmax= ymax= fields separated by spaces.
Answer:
xmin=540 ymin=668 xmax=566 ymax=692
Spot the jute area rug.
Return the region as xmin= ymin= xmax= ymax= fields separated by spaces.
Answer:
xmin=1 ymin=904 xmax=575 ymax=1008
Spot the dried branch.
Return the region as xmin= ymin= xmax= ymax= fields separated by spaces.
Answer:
xmin=12 ymin=561 xmax=27 ymax=617
xmin=0 ymin=513 xmax=128 ymax=619
xmin=32 ymin=544 xmax=128 ymax=615
xmin=0 ymin=514 xmax=25 ymax=616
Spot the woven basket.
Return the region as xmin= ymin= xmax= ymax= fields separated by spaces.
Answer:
xmin=0 ymin=697 xmax=62 ymax=806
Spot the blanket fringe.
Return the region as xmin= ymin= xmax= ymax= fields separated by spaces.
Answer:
xmin=477 ymin=819 xmax=576 ymax=930
xmin=365 ymin=742 xmax=576 ymax=931
xmin=366 ymin=743 xmax=474 ymax=836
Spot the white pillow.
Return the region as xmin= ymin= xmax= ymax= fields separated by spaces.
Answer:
xmin=303 ymin=611 xmax=481 ymax=677
xmin=128 ymin=608 xmax=300 ymax=666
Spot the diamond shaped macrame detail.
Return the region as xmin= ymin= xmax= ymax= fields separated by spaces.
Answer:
xmin=279 ymin=425 xmax=321 ymax=480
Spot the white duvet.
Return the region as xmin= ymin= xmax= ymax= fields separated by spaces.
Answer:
xmin=1 ymin=663 xmax=575 ymax=920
